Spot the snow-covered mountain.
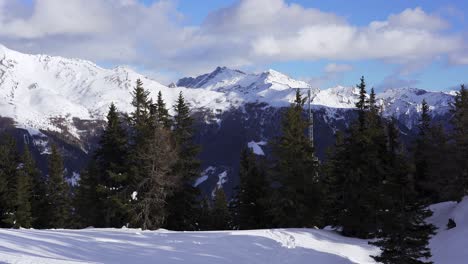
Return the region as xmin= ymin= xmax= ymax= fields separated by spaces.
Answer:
xmin=0 ymin=44 xmax=456 ymax=137
xmin=0 ymin=44 xmax=230 ymax=137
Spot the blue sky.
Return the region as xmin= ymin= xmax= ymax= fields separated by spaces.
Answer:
xmin=1 ymin=0 xmax=467 ymax=91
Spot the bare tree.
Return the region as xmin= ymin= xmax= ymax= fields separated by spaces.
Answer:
xmin=132 ymin=125 xmax=178 ymax=230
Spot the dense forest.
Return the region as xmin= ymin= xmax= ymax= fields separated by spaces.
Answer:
xmin=0 ymin=78 xmax=467 ymax=263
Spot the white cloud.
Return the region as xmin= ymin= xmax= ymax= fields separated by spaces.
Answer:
xmin=0 ymin=0 xmax=466 ymax=79
xmin=324 ymin=63 xmax=353 ymax=74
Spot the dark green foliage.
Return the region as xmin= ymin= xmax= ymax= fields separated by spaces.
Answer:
xmin=47 ymin=144 xmax=72 ymax=228
xmin=154 ymin=91 xmax=172 ymax=129
xmin=323 ymin=76 xmax=389 ymax=238
xmin=356 ymin=76 xmax=368 ymax=129
xmin=0 ymin=135 xmax=19 ymax=228
xmin=93 ymin=103 xmax=130 ymax=227
xmin=166 ymin=92 xmax=201 ymax=231
xmin=414 ymin=100 xmax=459 ymax=203
xmin=233 ymin=148 xmax=269 ymax=229
xmin=451 ymin=84 xmax=468 ymax=197
xmin=210 ymin=187 xmax=231 ymax=230
xmin=131 ymin=79 xmax=152 ymax=131
xmin=25 ymin=147 xmax=48 ymax=229
xmin=270 ymin=89 xmax=321 ymax=228
xmin=74 ymin=164 xmax=100 ymax=227
xmin=10 ymin=148 xmax=36 ymax=228
xmin=371 ymin=119 xmax=436 ymax=264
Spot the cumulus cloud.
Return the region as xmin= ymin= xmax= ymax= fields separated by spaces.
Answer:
xmin=0 ymin=0 xmax=466 ymax=80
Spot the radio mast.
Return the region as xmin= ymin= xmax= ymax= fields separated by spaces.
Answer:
xmin=308 ymin=88 xmax=314 ymax=149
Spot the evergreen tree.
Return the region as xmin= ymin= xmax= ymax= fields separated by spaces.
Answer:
xmin=322 ymin=131 xmax=348 ymax=227
xmin=271 ymin=89 xmax=321 ymax=228
xmin=9 ymin=148 xmax=36 ymax=228
xmin=413 ymin=100 xmax=456 ymax=203
xmin=131 ymin=79 xmax=152 ymax=131
xmin=74 ymin=164 xmax=100 ymax=227
xmin=26 ymin=147 xmax=48 ymax=229
xmin=155 ymin=91 xmax=172 ymax=129
xmin=47 ymin=144 xmax=72 ymax=228
xmin=371 ymin=119 xmax=436 ymax=264
xmin=323 ymin=76 xmax=388 ymax=238
xmin=0 ymin=135 xmax=19 ymax=228
xmin=451 ymin=84 xmax=468 ymax=196
xmin=234 ymin=148 xmax=269 ymax=229
xmin=210 ymin=187 xmax=231 ymax=230
xmin=92 ymin=103 xmax=129 ymax=227
xmin=356 ymin=76 xmax=368 ymax=129
xmin=166 ymin=92 xmax=201 ymax=231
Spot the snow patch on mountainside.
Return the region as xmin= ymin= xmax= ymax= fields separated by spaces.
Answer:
xmin=248 ymin=140 xmax=267 ymax=156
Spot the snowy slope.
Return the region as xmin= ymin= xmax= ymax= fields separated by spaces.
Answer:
xmin=0 ymin=44 xmax=229 ymax=136
xmin=177 ymin=66 xmax=318 ymax=107
xmin=428 ymin=197 xmax=468 ymax=264
xmin=0 ymin=228 xmax=378 ymax=264
xmin=0 ymin=197 xmax=467 ymax=264
xmin=378 ymin=88 xmax=454 ymax=129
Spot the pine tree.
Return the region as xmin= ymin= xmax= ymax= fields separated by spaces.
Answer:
xmin=451 ymin=84 xmax=468 ymax=196
xmin=155 ymin=91 xmax=172 ymax=129
xmin=356 ymin=76 xmax=368 ymax=129
xmin=74 ymin=164 xmax=100 ymax=227
xmin=414 ymin=100 xmax=431 ymax=203
xmin=323 ymin=77 xmax=388 ymax=238
xmin=26 ymin=147 xmax=48 ymax=229
xmin=234 ymin=148 xmax=269 ymax=229
xmin=413 ymin=99 xmax=456 ymax=203
xmin=92 ymin=103 xmax=129 ymax=227
xmin=47 ymin=144 xmax=72 ymax=228
xmin=0 ymin=135 xmax=19 ymax=228
xmin=322 ymin=131 xmax=348 ymax=227
xmin=371 ymin=119 xmax=436 ymax=264
xmin=271 ymin=89 xmax=321 ymax=228
xmin=166 ymin=92 xmax=201 ymax=231
xmin=10 ymin=148 xmax=36 ymax=228
xmin=131 ymin=79 xmax=152 ymax=131
xmin=210 ymin=187 xmax=231 ymax=230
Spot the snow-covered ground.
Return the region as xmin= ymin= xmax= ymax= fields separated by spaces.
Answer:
xmin=0 ymin=197 xmax=466 ymax=264
xmin=0 ymin=228 xmax=378 ymax=264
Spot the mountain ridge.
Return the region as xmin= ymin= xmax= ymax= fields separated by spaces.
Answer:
xmin=0 ymin=44 xmax=456 ymax=137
